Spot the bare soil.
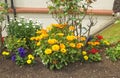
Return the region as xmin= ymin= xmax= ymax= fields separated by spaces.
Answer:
xmin=0 ymin=53 xmax=120 ymax=78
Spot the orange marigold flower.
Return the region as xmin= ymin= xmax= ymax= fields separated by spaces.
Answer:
xmin=94 ymin=41 xmax=100 ymax=45
xmin=80 ymin=37 xmax=86 ymax=41
xmin=60 ymin=43 xmax=66 ymax=49
xmin=76 ymin=43 xmax=84 ymax=48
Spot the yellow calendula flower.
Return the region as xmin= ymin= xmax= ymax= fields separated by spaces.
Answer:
xmin=60 ymin=43 xmax=66 ymax=49
xmin=44 ymin=48 xmax=52 ymax=54
xmin=36 ymin=29 xmax=47 ymax=34
xmin=2 ymin=51 xmax=10 ymax=56
xmin=60 ymin=48 xmax=67 ymax=53
xmin=66 ymin=35 xmax=75 ymax=41
xmin=27 ymin=59 xmax=32 ymax=64
xmin=82 ymin=51 xmax=87 ymax=55
xmin=47 ymin=25 xmax=52 ymax=31
xmin=80 ymin=37 xmax=86 ymax=41
xmin=30 ymin=37 xmax=36 ymax=41
xmin=84 ymin=55 xmax=89 ymax=61
xmin=69 ymin=26 xmax=75 ymax=31
xmin=52 ymin=45 xmax=60 ymax=51
xmin=76 ymin=43 xmax=84 ymax=48
xmin=52 ymin=23 xmax=66 ymax=29
xmin=103 ymin=40 xmax=110 ymax=45
xmin=57 ymin=33 xmax=64 ymax=37
xmin=88 ymin=41 xmax=92 ymax=45
xmin=69 ymin=43 xmax=76 ymax=48
xmin=36 ymin=41 xmax=41 ymax=46
xmin=48 ymin=39 xmax=57 ymax=45
xmin=42 ymin=34 xmax=49 ymax=38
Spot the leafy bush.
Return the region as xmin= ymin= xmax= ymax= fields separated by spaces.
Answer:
xmin=31 ymin=23 xmax=88 ymax=69
xmin=106 ymin=43 xmax=120 ymax=61
xmin=6 ymin=18 xmax=42 ymax=49
xmin=30 ymin=23 xmax=110 ymax=69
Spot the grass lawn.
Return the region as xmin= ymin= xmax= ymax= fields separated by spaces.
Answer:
xmin=99 ymin=22 xmax=120 ymax=43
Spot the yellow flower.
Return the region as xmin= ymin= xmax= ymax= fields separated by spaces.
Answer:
xmin=35 ymin=36 xmax=42 ymax=41
xmin=69 ymin=26 xmax=75 ymax=31
xmin=41 ymin=34 xmax=48 ymax=38
xmin=80 ymin=37 xmax=86 ymax=41
xmin=82 ymin=51 xmax=87 ymax=55
xmin=30 ymin=37 xmax=36 ymax=41
xmin=2 ymin=51 xmax=10 ymax=56
xmin=76 ymin=43 xmax=84 ymax=48
xmin=17 ymin=39 xmax=21 ymax=43
xmin=44 ymin=48 xmax=52 ymax=54
xmin=84 ymin=55 xmax=89 ymax=61
xmin=88 ymin=41 xmax=92 ymax=45
xmin=103 ymin=40 xmax=110 ymax=45
xmin=47 ymin=25 xmax=52 ymax=31
xmin=27 ymin=59 xmax=32 ymax=64
xmin=60 ymin=48 xmax=67 ymax=53
xmin=36 ymin=41 xmax=41 ymax=46
xmin=36 ymin=29 xmax=47 ymax=34
xmin=52 ymin=45 xmax=60 ymax=51
xmin=48 ymin=39 xmax=57 ymax=45
xmin=94 ymin=41 xmax=100 ymax=45
xmin=52 ymin=23 xmax=66 ymax=28
xmin=66 ymin=35 xmax=75 ymax=41
xmin=60 ymin=43 xmax=66 ymax=49
xmin=69 ymin=43 xmax=75 ymax=48
xmin=28 ymin=54 xmax=34 ymax=60
xmin=57 ymin=33 xmax=64 ymax=37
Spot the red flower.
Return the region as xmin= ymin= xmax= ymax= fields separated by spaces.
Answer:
xmin=96 ymin=35 xmax=103 ymax=40
xmin=89 ymin=48 xmax=98 ymax=54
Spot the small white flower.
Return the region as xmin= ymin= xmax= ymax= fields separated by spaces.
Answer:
xmin=18 ymin=23 xmax=22 ymax=26
xmin=35 ymin=23 xmax=39 ymax=26
xmin=17 ymin=20 xmax=20 ymax=23
xmin=26 ymin=26 xmax=29 ymax=28
xmin=29 ymin=18 xmax=33 ymax=21
xmin=20 ymin=16 xmax=25 ymax=19
xmin=33 ymin=26 xmax=35 ymax=28
xmin=10 ymin=18 xmax=13 ymax=20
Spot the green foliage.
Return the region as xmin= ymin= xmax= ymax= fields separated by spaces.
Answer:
xmin=6 ymin=18 xmax=42 ymax=49
xmin=33 ymin=24 xmax=84 ymax=70
xmin=0 ymin=2 xmax=8 ymax=22
xmin=4 ymin=36 xmax=27 ymax=52
xmin=88 ymin=53 xmax=102 ymax=62
xmin=106 ymin=43 xmax=120 ymax=61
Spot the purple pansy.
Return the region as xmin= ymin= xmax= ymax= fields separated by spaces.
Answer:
xmin=11 ymin=55 xmax=16 ymax=61
xmin=18 ymin=47 xmax=26 ymax=58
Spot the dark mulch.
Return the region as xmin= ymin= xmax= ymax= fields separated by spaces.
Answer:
xmin=0 ymin=53 xmax=120 ymax=78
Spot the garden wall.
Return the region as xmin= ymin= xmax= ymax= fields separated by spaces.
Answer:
xmin=2 ymin=0 xmax=115 ymax=36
